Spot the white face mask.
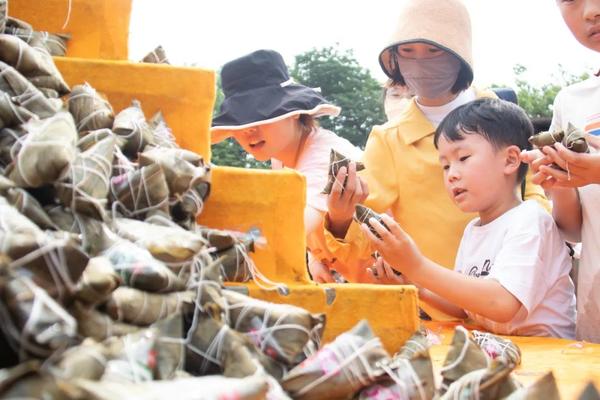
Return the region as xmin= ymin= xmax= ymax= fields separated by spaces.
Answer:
xmin=396 ymin=51 xmax=462 ymax=99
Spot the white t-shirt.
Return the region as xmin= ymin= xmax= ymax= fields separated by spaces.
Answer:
xmin=416 ymin=88 xmax=476 ymax=127
xmin=550 ymin=75 xmax=600 ymax=342
xmin=271 ymin=127 xmax=363 ymax=213
xmin=455 ymin=201 xmax=576 ymax=338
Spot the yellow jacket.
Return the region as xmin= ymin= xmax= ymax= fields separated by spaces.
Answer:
xmin=324 ymin=90 xmax=550 ymax=287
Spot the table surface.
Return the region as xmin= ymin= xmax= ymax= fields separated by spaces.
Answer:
xmin=424 ymin=321 xmax=600 ymax=399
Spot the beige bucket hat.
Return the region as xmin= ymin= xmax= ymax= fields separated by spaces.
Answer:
xmin=379 ymin=0 xmax=473 ymax=85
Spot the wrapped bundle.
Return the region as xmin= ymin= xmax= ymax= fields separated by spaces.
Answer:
xmin=141 ymin=45 xmax=170 ymax=64
xmin=152 ymin=314 xmax=185 ymax=380
xmin=223 ymin=289 xmax=326 ymax=365
xmin=0 ymin=91 xmax=36 ymax=129
xmin=0 ymin=275 xmax=77 ymax=358
xmin=139 ymin=146 xmax=206 ymax=195
xmin=184 ymin=257 xmax=227 ymax=320
xmin=74 ymin=375 xmax=270 ymax=400
xmin=504 ymin=371 xmax=560 ymax=400
xmin=56 ymin=136 xmax=115 ymax=220
xmin=4 ymin=27 xmax=70 ymax=56
xmin=46 ymin=207 xmax=112 ymax=256
xmin=112 ymin=100 xmax=155 ymax=157
xmin=393 ymin=329 xmax=431 ymax=360
xmin=529 ymin=123 xmax=589 ymax=153
xmin=55 ymin=339 xmax=108 ymax=381
xmin=0 ymin=126 xmax=27 ymax=167
xmin=149 ymin=111 xmax=178 ymax=148
xmin=358 ymin=351 xmax=436 ymax=400
xmin=282 ymin=320 xmax=389 ymax=400
xmin=199 ymin=228 xmax=237 ymax=251
xmin=0 ymin=34 xmax=70 ymax=96
xmin=105 ymin=287 xmax=194 ymax=326
xmin=171 ymin=169 xmax=211 ymax=223
xmin=579 ymin=382 xmax=600 ymax=400
xmin=70 ymin=301 xmax=139 ymax=341
xmin=114 ymin=218 xmax=207 ymax=263
xmin=101 ymin=238 xmax=186 ymax=293
xmin=472 ymin=330 xmax=521 ymax=366
xmin=0 ymin=61 xmax=62 ymax=118
xmin=110 ymin=163 xmax=170 ymax=219
xmin=355 ymin=204 xmax=390 ymax=239
xmin=0 ymin=199 xmax=89 ymax=299
xmin=0 ymin=195 xmax=46 ymax=255
xmin=440 ymin=358 xmax=520 ymax=400
xmin=0 ymin=360 xmax=75 ymax=399
xmin=7 ymin=112 xmax=78 ymax=188
xmin=215 ymin=235 xmax=255 ymax=282
xmin=440 ymin=326 xmax=489 ymax=394
xmin=73 ymin=257 xmax=121 ymax=305
xmin=322 ymin=149 xmax=365 ymax=194
xmin=77 ymin=128 xmax=120 ymax=152
xmin=0 ymin=174 xmax=15 ymax=192
xmin=5 ymin=187 xmax=58 ymax=229
xmin=67 ymin=83 xmax=115 ymax=133
xmin=0 ymin=0 xmax=5 ymax=32
xmin=4 ymin=16 xmax=32 ymax=31
xmin=184 ymin=310 xmax=284 ymax=379
xmin=101 ymin=328 xmax=157 ymax=383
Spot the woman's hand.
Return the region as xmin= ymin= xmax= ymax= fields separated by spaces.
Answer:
xmin=326 ymin=162 xmax=369 ymax=238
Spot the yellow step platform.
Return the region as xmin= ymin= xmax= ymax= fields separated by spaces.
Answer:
xmin=54 ymin=57 xmax=421 ymax=353
xmin=8 ymin=0 xmax=131 ymax=60
xmin=54 ymin=57 xmax=214 ymax=160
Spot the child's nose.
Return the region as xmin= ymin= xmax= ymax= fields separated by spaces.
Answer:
xmin=583 ymin=0 xmax=600 ymax=21
xmin=447 ymin=165 xmax=460 ymax=181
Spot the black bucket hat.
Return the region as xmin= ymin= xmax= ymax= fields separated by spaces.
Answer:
xmin=211 ymin=49 xmax=340 ymax=140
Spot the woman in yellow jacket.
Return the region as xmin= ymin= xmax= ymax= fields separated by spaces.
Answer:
xmin=320 ymin=0 xmax=549 ymax=318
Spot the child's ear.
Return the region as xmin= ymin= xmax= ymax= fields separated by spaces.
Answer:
xmin=504 ymin=145 xmax=522 ymax=175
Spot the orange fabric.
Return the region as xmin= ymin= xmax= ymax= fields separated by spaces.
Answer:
xmin=55 ymin=57 xmax=214 ymax=160
xmin=9 ymin=0 xmax=131 ymax=60
xmin=425 ymin=321 xmax=600 ymax=399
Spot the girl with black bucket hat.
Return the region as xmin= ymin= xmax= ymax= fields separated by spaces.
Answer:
xmin=211 ymin=49 xmax=363 ymax=283
xmin=321 ymin=0 xmax=550 ymax=319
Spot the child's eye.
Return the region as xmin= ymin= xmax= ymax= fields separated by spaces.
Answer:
xmin=442 ymin=164 xmax=450 ymax=171
xmin=459 ymin=155 xmax=470 ymax=162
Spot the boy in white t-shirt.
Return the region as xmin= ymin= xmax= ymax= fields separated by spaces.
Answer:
xmin=364 ymin=98 xmax=576 ymax=338
xmin=520 ymin=0 xmax=600 ymax=342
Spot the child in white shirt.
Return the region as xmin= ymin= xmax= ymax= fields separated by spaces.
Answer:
xmin=520 ymin=0 xmax=600 ymax=341
xmin=365 ymin=98 xmax=576 ymax=338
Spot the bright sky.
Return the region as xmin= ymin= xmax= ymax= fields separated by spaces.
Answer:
xmin=129 ymin=0 xmax=600 ymax=88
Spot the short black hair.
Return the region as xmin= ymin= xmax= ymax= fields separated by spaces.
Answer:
xmin=434 ymin=98 xmax=533 ymax=183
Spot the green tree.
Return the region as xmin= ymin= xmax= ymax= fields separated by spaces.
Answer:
xmin=291 ymin=46 xmax=385 ymax=148
xmin=494 ymin=64 xmax=590 ymax=119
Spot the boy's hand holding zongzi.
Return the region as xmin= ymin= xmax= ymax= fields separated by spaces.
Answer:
xmin=326 ymin=162 xmax=368 ymax=238
xmin=367 ymin=256 xmax=408 ymax=285
xmin=360 ymin=214 xmax=424 ymax=276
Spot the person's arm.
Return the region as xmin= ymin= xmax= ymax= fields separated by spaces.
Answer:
xmin=326 ymin=127 xmax=399 ymax=238
xmin=418 ymin=288 xmax=468 ymax=319
xmin=549 ymin=188 xmax=583 ymax=243
xmin=368 ymin=258 xmax=467 ymax=318
xmin=363 ymin=215 xmax=522 ymax=323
